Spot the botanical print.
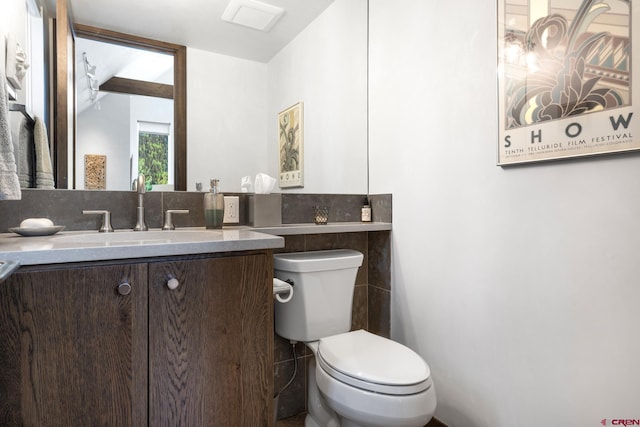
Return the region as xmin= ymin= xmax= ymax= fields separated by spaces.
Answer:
xmin=278 ymin=102 xmax=304 ymax=188
xmin=498 ymin=0 xmax=637 ymax=164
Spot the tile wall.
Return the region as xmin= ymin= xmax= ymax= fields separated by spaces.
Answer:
xmin=273 ymin=230 xmax=391 ymax=420
xmin=0 ymin=190 xmax=391 ymax=231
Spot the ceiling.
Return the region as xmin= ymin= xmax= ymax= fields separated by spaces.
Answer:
xmin=57 ymin=0 xmax=335 ymax=63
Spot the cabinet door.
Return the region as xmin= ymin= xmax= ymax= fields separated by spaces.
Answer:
xmin=0 ymin=264 xmax=148 ymax=426
xmin=149 ymin=254 xmax=273 ymax=427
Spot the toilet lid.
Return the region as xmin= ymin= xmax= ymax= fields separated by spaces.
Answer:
xmin=317 ymin=330 xmax=431 ymax=395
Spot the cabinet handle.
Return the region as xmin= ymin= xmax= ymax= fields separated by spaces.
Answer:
xmin=117 ymin=282 xmax=132 ymax=295
xmin=167 ymin=277 xmax=180 ymax=290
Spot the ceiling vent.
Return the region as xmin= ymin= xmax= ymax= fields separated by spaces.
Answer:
xmin=221 ymin=0 xmax=285 ymax=32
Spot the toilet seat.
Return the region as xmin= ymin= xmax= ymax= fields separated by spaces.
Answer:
xmin=317 ymin=330 xmax=432 ymax=395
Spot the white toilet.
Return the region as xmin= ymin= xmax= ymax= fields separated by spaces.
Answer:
xmin=274 ymin=249 xmax=436 ymax=427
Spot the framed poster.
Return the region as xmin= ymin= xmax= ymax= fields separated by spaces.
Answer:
xmin=278 ymin=102 xmax=304 ymax=188
xmin=497 ymin=0 xmax=636 ymax=165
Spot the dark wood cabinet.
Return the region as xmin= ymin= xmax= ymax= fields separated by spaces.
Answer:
xmin=0 ymin=251 xmax=273 ymax=427
xmin=0 ymin=263 xmax=148 ymax=426
xmin=149 ymin=254 xmax=273 ymax=426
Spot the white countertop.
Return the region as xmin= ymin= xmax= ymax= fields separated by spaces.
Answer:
xmin=0 ymin=222 xmax=391 ymax=267
xmin=0 ymin=228 xmax=284 ymax=266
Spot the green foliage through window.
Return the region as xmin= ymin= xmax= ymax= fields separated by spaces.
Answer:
xmin=138 ymin=132 xmax=168 ymax=187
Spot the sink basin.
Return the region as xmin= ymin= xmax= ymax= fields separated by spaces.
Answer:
xmin=53 ymin=229 xmax=216 ymax=245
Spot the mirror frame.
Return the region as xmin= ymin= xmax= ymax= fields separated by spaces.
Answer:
xmin=54 ymin=4 xmax=187 ymax=190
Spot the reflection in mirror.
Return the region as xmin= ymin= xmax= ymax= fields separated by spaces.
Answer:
xmin=3 ymin=0 xmax=50 ymax=190
xmin=48 ymin=0 xmax=366 ymax=194
xmin=62 ymin=24 xmax=187 ymax=190
xmin=75 ymin=36 xmax=174 ymax=190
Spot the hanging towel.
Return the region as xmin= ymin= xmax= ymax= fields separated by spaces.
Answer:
xmin=18 ymin=117 xmax=35 ymax=188
xmin=0 ymin=72 xmax=22 ymax=200
xmin=34 ymin=116 xmax=54 ymax=189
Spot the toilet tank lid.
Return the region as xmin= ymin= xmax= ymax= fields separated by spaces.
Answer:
xmin=274 ymin=249 xmax=363 ymax=272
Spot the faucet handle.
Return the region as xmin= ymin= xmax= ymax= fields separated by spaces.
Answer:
xmin=83 ymin=210 xmax=114 ymax=233
xmin=136 ymin=174 xmax=146 ymax=194
xmin=163 ymin=209 xmax=189 ymax=230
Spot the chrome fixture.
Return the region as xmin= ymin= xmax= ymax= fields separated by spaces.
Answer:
xmin=133 ymin=174 xmax=148 ymax=231
xmin=83 ymin=210 xmax=114 ymax=232
xmin=162 ymin=209 xmax=189 ymax=230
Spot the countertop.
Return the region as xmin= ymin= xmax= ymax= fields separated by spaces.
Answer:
xmin=0 ymin=229 xmax=284 ymax=266
xmin=0 ymin=222 xmax=391 ymax=267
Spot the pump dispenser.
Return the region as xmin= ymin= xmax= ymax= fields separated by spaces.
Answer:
xmin=204 ymin=179 xmax=225 ymax=229
xmin=361 ymin=196 xmax=372 ymax=222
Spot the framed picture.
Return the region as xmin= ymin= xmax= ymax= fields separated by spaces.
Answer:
xmin=278 ymin=102 xmax=304 ymax=188
xmin=497 ymin=0 xmax=637 ymax=165
xmin=85 ymin=154 xmax=106 ymax=189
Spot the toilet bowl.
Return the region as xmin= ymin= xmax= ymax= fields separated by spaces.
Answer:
xmin=274 ymin=250 xmax=437 ymax=427
xmin=313 ymin=330 xmax=436 ymax=427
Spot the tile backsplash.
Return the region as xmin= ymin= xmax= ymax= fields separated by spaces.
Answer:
xmin=0 ymin=190 xmax=391 ymax=232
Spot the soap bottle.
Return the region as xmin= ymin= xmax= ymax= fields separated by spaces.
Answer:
xmin=361 ymin=196 xmax=372 ymax=222
xmin=204 ymin=179 xmax=225 ymax=229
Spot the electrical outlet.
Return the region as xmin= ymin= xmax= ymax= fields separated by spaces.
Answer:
xmin=223 ymin=196 xmax=240 ymax=224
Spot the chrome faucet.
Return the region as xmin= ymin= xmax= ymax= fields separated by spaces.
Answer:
xmin=133 ymin=174 xmax=148 ymax=231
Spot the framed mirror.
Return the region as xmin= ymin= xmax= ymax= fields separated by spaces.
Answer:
xmin=53 ymin=2 xmax=186 ymax=190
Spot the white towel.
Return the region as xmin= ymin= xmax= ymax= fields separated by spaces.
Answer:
xmin=34 ymin=116 xmax=54 ymax=189
xmin=0 ymin=72 xmax=22 ymax=200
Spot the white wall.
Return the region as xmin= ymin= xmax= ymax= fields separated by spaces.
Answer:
xmin=76 ymin=93 xmax=130 ymax=189
xmin=267 ymin=0 xmax=368 ymax=194
xmin=187 ymin=48 xmax=268 ymax=193
xmin=369 ymin=1 xmax=640 ymax=426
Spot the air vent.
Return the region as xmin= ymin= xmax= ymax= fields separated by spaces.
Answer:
xmin=221 ymin=0 xmax=285 ymax=32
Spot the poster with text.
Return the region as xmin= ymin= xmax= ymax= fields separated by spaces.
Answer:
xmin=497 ymin=0 xmax=637 ymax=165
xmin=278 ymin=102 xmax=304 ymax=188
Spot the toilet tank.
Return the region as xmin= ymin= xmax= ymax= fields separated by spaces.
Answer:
xmin=274 ymin=249 xmax=364 ymax=342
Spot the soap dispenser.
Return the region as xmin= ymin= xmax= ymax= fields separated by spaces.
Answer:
xmin=204 ymin=178 xmax=225 ymax=229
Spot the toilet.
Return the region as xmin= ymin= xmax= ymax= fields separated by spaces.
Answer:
xmin=274 ymin=249 xmax=436 ymax=427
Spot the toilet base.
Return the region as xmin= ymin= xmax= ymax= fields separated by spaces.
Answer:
xmin=305 ymin=357 xmax=365 ymax=427
xmin=305 ymin=357 xmax=340 ymax=427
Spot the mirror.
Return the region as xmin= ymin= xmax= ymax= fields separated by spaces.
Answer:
xmin=2 ymin=0 xmax=50 ymax=190
xmin=51 ymin=17 xmax=187 ymax=190
xmin=72 ymin=24 xmax=186 ymax=191
xmin=38 ymin=0 xmax=368 ymax=194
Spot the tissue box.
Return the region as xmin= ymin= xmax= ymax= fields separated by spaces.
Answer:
xmin=248 ymin=194 xmax=282 ymax=227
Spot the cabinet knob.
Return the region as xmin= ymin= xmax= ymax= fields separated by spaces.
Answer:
xmin=117 ymin=282 xmax=132 ymax=295
xmin=167 ymin=277 xmax=180 ymax=290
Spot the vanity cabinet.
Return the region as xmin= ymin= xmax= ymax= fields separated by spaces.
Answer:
xmin=0 ymin=251 xmax=273 ymax=426
xmin=149 ymin=255 xmax=273 ymax=426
